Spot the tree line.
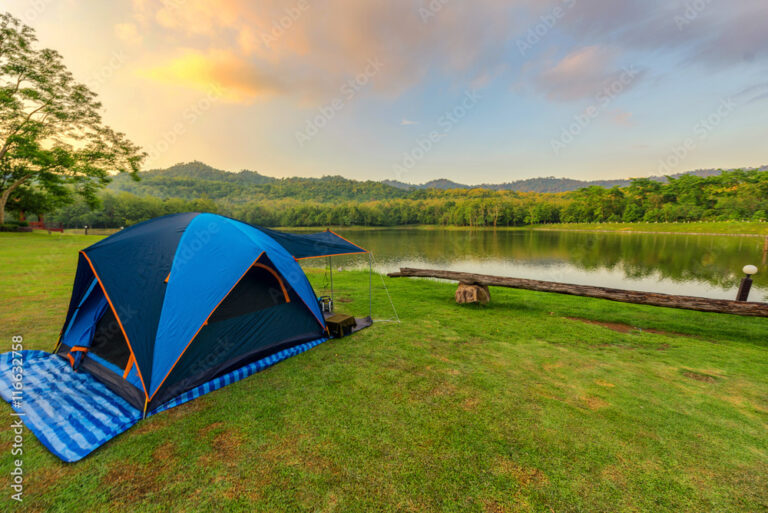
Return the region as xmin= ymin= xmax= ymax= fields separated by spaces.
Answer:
xmin=47 ymin=169 xmax=768 ymax=228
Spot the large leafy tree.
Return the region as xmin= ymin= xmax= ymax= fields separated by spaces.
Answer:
xmin=0 ymin=12 xmax=144 ymax=224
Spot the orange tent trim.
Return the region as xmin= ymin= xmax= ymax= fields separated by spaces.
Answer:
xmin=147 ymin=252 xmax=266 ymax=402
xmin=80 ymin=251 xmax=149 ymax=399
xmin=295 ymin=251 xmax=368 ymax=260
xmin=327 ymin=229 xmax=369 ymax=253
xmin=122 ymin=354 xmax=135 ymax=379
xmin=253 ymin=262 xmax=290 ymax=302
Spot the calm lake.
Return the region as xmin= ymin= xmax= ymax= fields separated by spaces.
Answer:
xmin=304 ymin=228 xmax=768 ymax=302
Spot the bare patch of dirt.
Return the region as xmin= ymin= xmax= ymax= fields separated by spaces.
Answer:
xmin=567 ymin=317 xmax=692 ymax=339
xmin=594 ymin=379 xmax=615 ymax=388
xmin=685 ymin=466 xmax=716 ymax=491
xmin=600 ymin=465 xmax=627 ymax=486
xmin=429 ymin=382 xmax=457 ymax=397
xmin=580 ymin=395 xmax=609 ymax=410
xmin=260 ymin=431 xmax=339 ymax=476
xmin=568 ymin=317 xmax=635 ymax=333
xmin=198 ymin=421 xmax=225 ymax=437
xmin=152 ymin=441 xmax=176 ymax=460
xmin=483 ymin=500 xmax=512 ymax=513
xmin=542 ymin=362 xmax=564 ymax=372
xmin=103 ymin=459 xmax=167 ymax=506
xmin=682 ymin=370 xmax=718 ymax=383
xmin=493 ymin=457 xmax=548 ymax=486
xmin=199 ymin=428 xmax=245 ymax=467
xmin=27 ymin=463 xmax=76 ymax=492
xmin=462 ymin=397 xmax=480 ymax=411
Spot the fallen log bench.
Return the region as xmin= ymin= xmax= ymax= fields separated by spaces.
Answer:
xmin=387 ymin=268 xmax=768 ymax=317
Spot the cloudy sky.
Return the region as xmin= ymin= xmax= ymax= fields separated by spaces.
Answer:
xmin=6 ymin=0 xmax=767 ymax=183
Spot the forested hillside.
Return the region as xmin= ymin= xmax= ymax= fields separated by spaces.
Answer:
xmin=109 ymin=162 xmax=753 ymax=201
xmin=48 ymin=167 xmax=768 ymax=228
xmin=109 ymin=162 xmax=410 ymax=202
xmin=109 ymin=161 xmax=275 ymax=199
xmin=385 ymin=168 xmax=738 ymax=193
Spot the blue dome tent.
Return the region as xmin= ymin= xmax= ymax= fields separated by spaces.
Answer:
xmin=0 ymin=213 xmax=369 ymax=461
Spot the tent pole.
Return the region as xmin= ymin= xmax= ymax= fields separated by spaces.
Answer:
xmin=368 ymin=253 xmax=373 ymax=318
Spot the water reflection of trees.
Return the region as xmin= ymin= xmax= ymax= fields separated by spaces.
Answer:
xmin=339 ymin=229 xmax=767 ymax=291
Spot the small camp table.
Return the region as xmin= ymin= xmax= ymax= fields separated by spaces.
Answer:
xmin=325 ymin=313 xmax=356 ymax=338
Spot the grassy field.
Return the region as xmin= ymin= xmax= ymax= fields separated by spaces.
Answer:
xmin=1 ymin=232 xmax=767 ymax=512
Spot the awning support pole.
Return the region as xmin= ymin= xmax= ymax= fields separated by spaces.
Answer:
xmin=369 ymin=253 xmax=373 ymax=318
xmin=329 ymin=256 xmax=334 ymax=303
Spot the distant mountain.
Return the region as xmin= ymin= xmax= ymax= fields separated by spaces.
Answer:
xmin=144 ymin=161 xmax=275 ymax=185
xmin=385 ymin=167 xmax=766 ymax=193
xmin=108 ymin=161 xmax=766 ymax=202
xmin=381 ymin=178 xmax=469 ymax=190
xmin=109 ymin=161 xmax=277 ymax=199
xmin=483 ymin=177 xmax=631 ymax=193
xmin=381 ymin=179 xmax=415 ymax=190
xmin=108 ymin=161 xmax=408 ymax=202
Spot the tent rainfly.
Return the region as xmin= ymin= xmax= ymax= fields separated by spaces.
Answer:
xmin=0 ymin=213 xmax=368 ymax=462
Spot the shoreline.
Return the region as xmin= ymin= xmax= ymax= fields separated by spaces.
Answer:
xmin=530 ymin=227 xmax=768 ymax=238
xmin=24 ymin=221 xmax=768 ymax=238
xmin=281 ymin=223 xmax=768 ymax=238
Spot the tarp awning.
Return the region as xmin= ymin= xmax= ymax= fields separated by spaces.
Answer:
xmin=255 ymin=227 xmax=367 ymax=260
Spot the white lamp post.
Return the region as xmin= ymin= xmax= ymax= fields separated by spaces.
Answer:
xmin=736 ymin=265 xmax=758 ymax=301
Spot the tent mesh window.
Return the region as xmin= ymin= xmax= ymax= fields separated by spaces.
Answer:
xmin=148 ymin=258 xmax=323 ymax=407
xmin=89 ymin=307 xmax=131 ymax=369
xmin=208 ymin=263 xmax=292 ymax=323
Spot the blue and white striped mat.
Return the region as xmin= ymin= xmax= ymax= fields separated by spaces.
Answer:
xmin=0 ymin=337 xmax=329 ymax=462
xmin=0 ymin=350 xmax=141 ymax=462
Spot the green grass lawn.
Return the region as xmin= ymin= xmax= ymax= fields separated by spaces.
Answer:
xmin=1 ymin=232 xmax=767 ymax=512
xmin=532 ymin=221 xmax=768 ymax=236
